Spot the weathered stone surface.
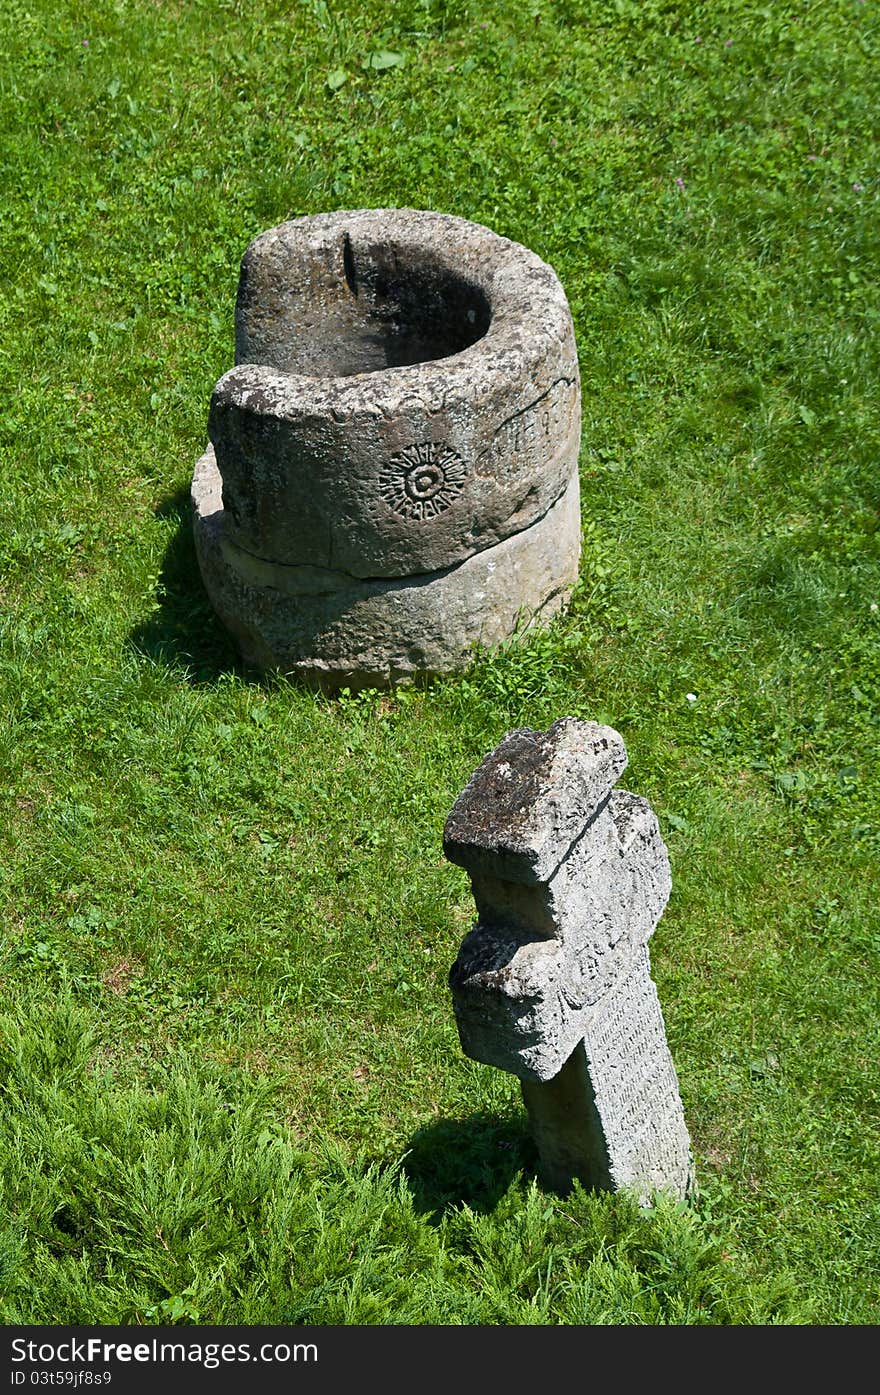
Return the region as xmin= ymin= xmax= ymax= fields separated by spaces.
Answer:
xmin=578 ymin=951 xmax=692 ymax=1198
xmin=447 ymin=785 xmax=669 ymax=1081
xmin=443 ymin=718 xmax=628 ymax=886
xmin=192 ymin=208 xmax=582 ymax=685
xmin=212 ymin=208 xmax=580 ymax=578
xmin=445 ymin=718 xmax=693 ymax=1202
xmin=193 ymin=444 xmax=579 ymax=689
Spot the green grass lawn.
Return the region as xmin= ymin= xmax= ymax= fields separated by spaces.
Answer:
xmin=0 ymin=0 xmax=878 ymax=1324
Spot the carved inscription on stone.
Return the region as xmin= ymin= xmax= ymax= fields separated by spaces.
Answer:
xmin=583 ymin=951 xmax=691 ymax=1195
xmin=378 ymin=442 xmax=468 ymax=521
xmin=475 ymin=377 xmax=578 ymax=485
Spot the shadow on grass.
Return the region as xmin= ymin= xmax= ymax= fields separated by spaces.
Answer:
xmin=129 ymin=488 xmax=256 ymax=685
xmin=402 ymin=1111 xmax=538 ymax=1221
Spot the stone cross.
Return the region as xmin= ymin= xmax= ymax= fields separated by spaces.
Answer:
xmin=444 ymin=718 xmax=693 ymax=1201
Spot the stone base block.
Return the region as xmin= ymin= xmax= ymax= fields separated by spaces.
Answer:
xmin=192 ymin=444 xmax=580 ymax=690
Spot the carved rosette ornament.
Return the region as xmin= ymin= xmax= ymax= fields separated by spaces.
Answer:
xmin=378 ymin=443 xmax=468 ymax=521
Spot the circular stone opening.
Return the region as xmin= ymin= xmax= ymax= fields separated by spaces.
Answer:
xmin=238 ymin=228 xmax=493 ymax=379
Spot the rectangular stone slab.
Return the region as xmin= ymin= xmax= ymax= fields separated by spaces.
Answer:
xmin=581 ymin=950 xmax=692 ymax=1200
